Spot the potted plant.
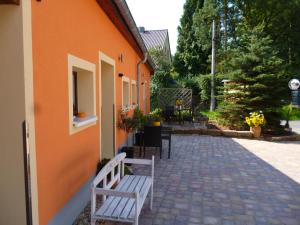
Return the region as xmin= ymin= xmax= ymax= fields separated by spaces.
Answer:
xmin=131 ymin=108 xmax=145 ymax=146
xmin=281 ymin=103 xmax=293 ymax=132
xmin=118 ymin=109 xmax=135 ymax=158
xmin=149 ymin=108 xmax=162 ymax=126
xmin=245 ymin=111 xmax=266 ymax=138
xmin=175 ymin=98 xmax=183 ymax=110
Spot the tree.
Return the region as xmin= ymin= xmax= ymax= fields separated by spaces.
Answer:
xmin=149 ymin=47 xmax=176 ymax=110
xmin=217 ymin=22 xmax=285 ymax=129
xmin=174 ymin=0 xmax=209 ymax=77
xmin=193 ymin=0 xmax=219 ymax=54
xmin=235 ymin=0 xmax=300 ymax=74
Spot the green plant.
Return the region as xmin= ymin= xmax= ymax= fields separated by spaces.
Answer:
xmin=280 ymin=104 xmax=293 ymax=128
xmin=198 ymin=74 xmax=211 ymax=108
xmin=201 ymin=110 xmax=219 ymax=121
xmin=131 ymin=108 xmax=145 ymax=130
xmin=217 ymin=22 xmax=285 ymax=130
xmin=118 ymin=109 xmax=134 ymax=146
xmin=149 ymin=108 xmax=163 ymax=122
xmin=245 ymin=112 xmax=266 ymax=128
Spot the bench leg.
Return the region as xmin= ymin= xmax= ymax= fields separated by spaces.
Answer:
xmin=134 ymin=218 xmax=139 ymax=225
xmin=159 ymin=147 xmax=162 ymax=159
xmin=150 ymin=184 xmax=153 ymax=210
xmin=168 ymin=137 xmax=171 ymax=159
xmin=91 ymin=219 xmax=96 ymax=225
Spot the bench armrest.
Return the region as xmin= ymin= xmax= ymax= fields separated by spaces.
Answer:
xmin=94 ymin=188 xmax=137 ymax=199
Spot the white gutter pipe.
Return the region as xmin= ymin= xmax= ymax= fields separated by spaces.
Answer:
xmin=137 ymin=53 xmax=148 ymax=109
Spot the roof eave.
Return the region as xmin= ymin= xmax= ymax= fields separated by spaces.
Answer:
xmin=0 ymin=0 xmax=19 ymax=4
xmin=97 ymin=0 xmax=155 ymax=73
xmin=114 ymin=0 xmax=155 ymax=73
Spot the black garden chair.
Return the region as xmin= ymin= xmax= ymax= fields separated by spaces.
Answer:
xmin=142 ymin=125 xmax=162 ymax=158
xmin=164 ymin=105 xmax=176 ymax=122
xmin=139 ymin=126 xmax=172 ymax=159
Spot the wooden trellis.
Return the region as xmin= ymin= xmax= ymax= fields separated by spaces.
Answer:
xmin=158 ymin=88 xmax=193 ymax=109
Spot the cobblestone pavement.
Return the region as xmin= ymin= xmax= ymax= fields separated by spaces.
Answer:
xmin=74 ymin=135 xmax=300 ymax=225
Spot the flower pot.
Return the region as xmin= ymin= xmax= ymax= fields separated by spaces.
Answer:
xmin=284 ymin=127 xmax=292 ymax=132
xmin=77 ymin=112 xmax=86 ymax=118
xmin=250 ymin=126 xmax=261 ymax=138
xmin=152 ymin=121 xmax=161 ymax=126
xmin=121 ymin=146 xmax=134 ymax=159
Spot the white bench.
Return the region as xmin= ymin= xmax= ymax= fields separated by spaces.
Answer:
xmin=91 ymin=153 xmax=154 ymax=225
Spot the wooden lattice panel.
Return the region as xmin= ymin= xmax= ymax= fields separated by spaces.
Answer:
xmin=158 ymin=88 xmax=192 ymax=109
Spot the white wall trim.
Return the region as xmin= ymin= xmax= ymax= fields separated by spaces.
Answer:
xmin=131 ymin=80 xmax=137 ymax=106
xmin=99 ymin=51 xmax=116 ymax=159
xmin=22 ymin=1 xmax=39 ymax=224
xmin=68 ymin=54 xmax=97 ymax=135
xmin=121 ymin=76 xmax=130 ymax=110
xmin=122 ymin=76 xmax=130 ymax=83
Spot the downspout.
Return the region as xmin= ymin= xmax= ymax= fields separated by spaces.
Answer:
xmin=137 ymin=53 xmax=148 ymax=109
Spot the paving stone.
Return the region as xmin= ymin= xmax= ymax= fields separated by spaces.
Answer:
xmin=222 ymin=220 xmax=235 ymax=225
xmin=73 ymin=135 xmax=300 ymax=225
xmin=203 ymin=216 xmax=220 ymax=225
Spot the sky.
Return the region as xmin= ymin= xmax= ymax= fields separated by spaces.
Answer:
xmin=126 ymin=0 xmax=186 ymax=55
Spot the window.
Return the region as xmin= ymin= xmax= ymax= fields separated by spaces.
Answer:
xmin=131 ymin=80 xmax=137 ymax=106
xmin=122 ymin=76 xmax=130 ymax=110
xmin=68 ymin=54 xmax=97 ymax=134
xmin=72 ymin=71 xmax=79 ymax=116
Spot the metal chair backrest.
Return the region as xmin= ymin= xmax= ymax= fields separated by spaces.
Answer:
xmin=165 ymin=106 xmax=175 ymax=116
xmin=144 ymin=125 xmax=162 ymax=147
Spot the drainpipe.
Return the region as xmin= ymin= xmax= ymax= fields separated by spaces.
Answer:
xmin=137 ymin=53 xmax=148 ymax=109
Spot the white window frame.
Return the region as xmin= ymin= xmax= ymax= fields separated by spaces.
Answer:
xmin=122 ymin=76 xmax=130 ymax=111
xmin=68 ymin=54 xmax=97 ymax=135
xmin=131 ymin=80 xmax=137 ymax=108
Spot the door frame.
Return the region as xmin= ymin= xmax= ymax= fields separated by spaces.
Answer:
xmin=99 ymin=52 xmax=116 ymax=159
xmin=23 ymin=1 xmax=39 ymax=224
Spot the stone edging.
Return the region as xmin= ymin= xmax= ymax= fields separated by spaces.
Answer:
xmin=172 ymin=128 xmax=300 ymax=142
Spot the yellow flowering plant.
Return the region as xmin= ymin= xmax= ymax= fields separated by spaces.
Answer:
xmin=175 ymin=99 xmax=183 ymax=106
xmin=245 ymin=112 xmax=265 ymax=127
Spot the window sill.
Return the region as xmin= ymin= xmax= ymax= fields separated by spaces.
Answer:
xmin=131 ymin=104 xmax=138 ymax=109
xmin=122 ymin=105 xmax=131 ymax=112
xmin=73 ymin=115 xmax=98 ymax=128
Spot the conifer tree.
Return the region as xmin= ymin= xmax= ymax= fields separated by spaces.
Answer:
xmin=174 ymin=0 xmax=209 ymax=77
xmin=217 ymin=22 xmax=285 ymax=129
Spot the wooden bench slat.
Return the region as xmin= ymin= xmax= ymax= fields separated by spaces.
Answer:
xmin=102 ymin=176 xmax=143 ymax=218
xmin=119 ymin=176 xmax=148 ymax=219
xmin=111 ymin=176 xmax=146 ymax=219
xmin=128 ymin=177 xmax=152 ymax=219
xmin=95 ymin=175 xmax=134 ymax=217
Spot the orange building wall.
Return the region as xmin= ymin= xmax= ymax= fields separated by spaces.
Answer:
xmin=31 ymin=1 xmax=152 ymax=224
